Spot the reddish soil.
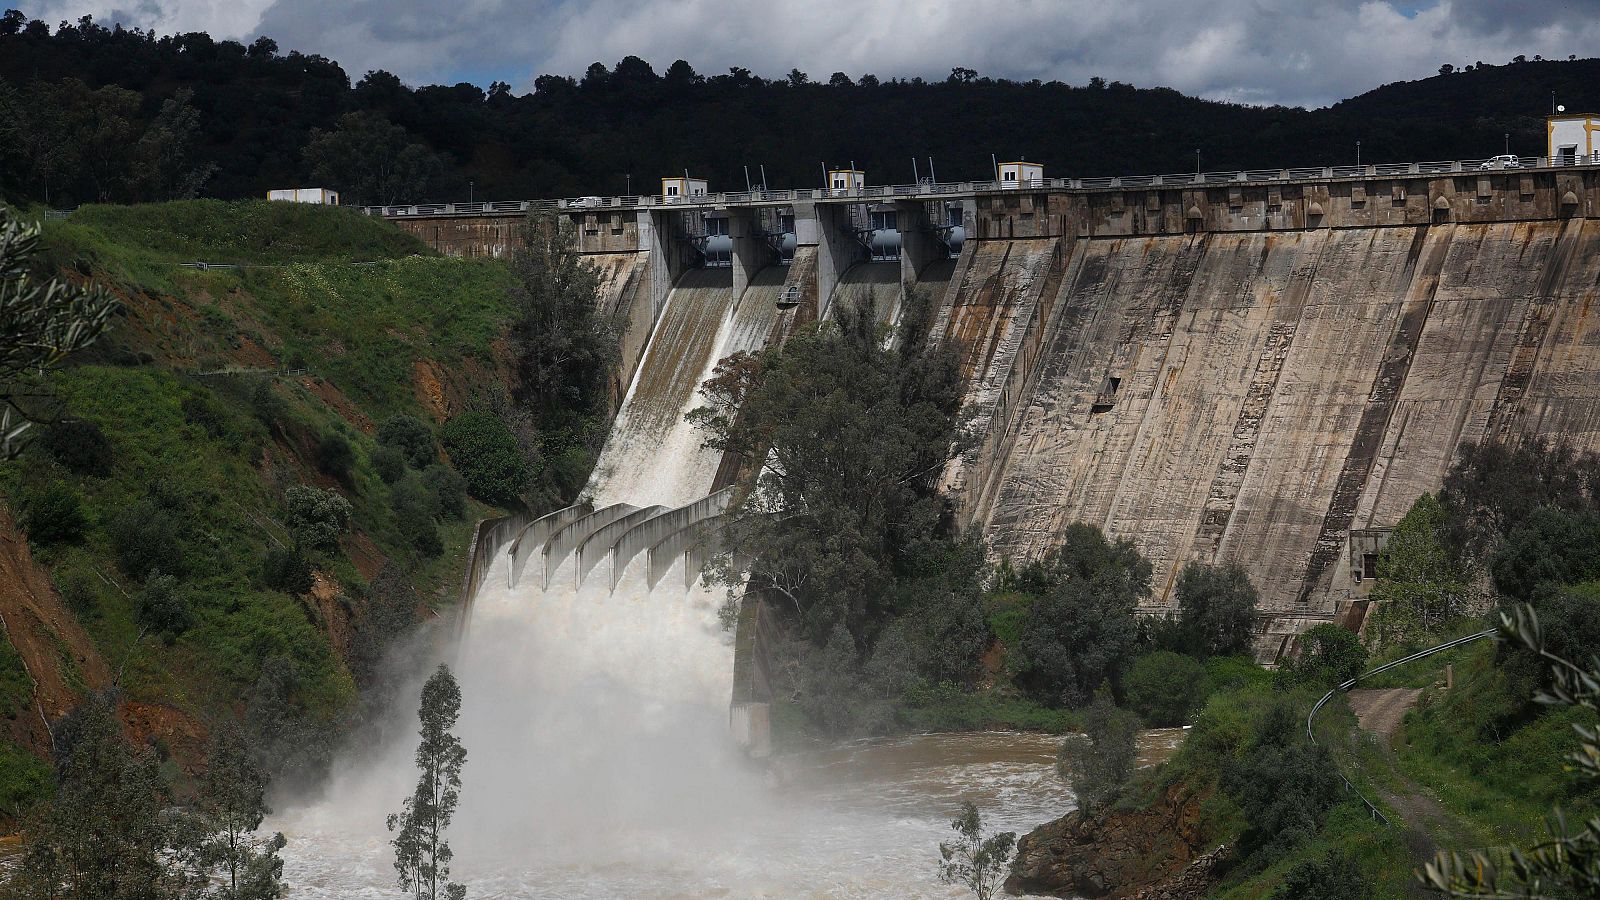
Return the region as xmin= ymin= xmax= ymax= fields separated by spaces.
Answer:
xmin=0 ymin=505 xmax=111 ymax=753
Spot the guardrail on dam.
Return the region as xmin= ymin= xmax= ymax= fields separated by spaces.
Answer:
xmin=391 ymin=158 xmax=1600 ymax=660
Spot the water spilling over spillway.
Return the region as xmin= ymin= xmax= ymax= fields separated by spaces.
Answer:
xmin=270 ymin=263 xmax=1066 ymax=897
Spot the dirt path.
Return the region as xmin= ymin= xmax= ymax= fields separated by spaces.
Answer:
xmin=1345 ymin=688 xmax=1472 ymax=866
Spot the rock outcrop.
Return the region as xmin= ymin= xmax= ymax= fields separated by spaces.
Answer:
xmin=1005 ymin=784 xmax=1215 ymax=898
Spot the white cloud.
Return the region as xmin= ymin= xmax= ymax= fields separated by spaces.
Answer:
xmin=11 ymin=0 xmax=1600 ymax=106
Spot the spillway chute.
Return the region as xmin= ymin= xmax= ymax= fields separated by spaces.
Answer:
xmin=575 ymin=504 xmax=666 ymax=587
xmin=541 ymin=503 xmax=637 ymax=588
xmin=507 ymin=502 xmax=592 ymax=589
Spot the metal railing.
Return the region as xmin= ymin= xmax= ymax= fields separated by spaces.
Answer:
xmin=1305 ymin=628 xmax=1497 ymax=828
xmin=361 ymin=154 xmax=1600 ymax=220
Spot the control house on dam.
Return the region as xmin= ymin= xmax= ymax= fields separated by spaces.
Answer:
xmin=371 ymin=154 xmax=1600 ymax=660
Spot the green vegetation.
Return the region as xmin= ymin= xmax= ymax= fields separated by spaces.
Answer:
xmin=0 ymin=198 xmax=603 ymax=843
xmin=1057 ymin=690 xmax=1141 ymax=813
xmin=1126 ymin=651 xmax=1210 ymax=727
xmin=936 ymin=801 xmax=1015 ymax=900
xmin=388 ymin=664 xmax=468 ymax=900
xmin=439 ymin=411 xmax=530 ymax=507
xmin=4 ymin=13 xmax=1596 ymax=206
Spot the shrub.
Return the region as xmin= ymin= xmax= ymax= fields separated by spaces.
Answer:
xmin=40 ymin=419 xmax=113 ymax=476
xmin=315 ymin=431 xmax=356 ymax=484
xmin=20 ymin=481 xmax=87 ymax=545
xmin=55 ymin=567 xmax=99 ymax=619
xmin=135 ymin=572 xmax=192 ymax=642
xmin=1271 ymin=850 xmax=1367 ymax=900
xmin=421 ymin=464 xmax=467 ymax=519
xmin=439 ymin=410 xmax=530 ymax=507
xmin=1171 ymin=561 xmax=1258 ymax=657
xmin=377 ymin=414 xmax=436 ymax=468
xmin=372 ymin=446 xmax=406 ymax=484
xmin=284 ymin=484 xmax=352 ymax=552
xmin=260 ymin=547 xmax=314 ymax=594
xmin=1056 ymin=689 xmax=1141 ymax=813
xmin=1015 ymin=525 xmax=1147 ymax=706
xmin=391 ymin=476 xmax=442 ymax=557
xmin=180 ymin=390 xmax=229 ymax=437
xmin=1222 ymin=699 xmax=1342 ymax=866
xmin=1126 ymin=651 xmax=1209 ymax=727
xmin=250 ymin=378 xmax=285 ymax=427
xmin=1284 ymin=624 xmax=1368 ymax=688
xmin=0 ymin=741 xmax=51 ymax=815
xmin=108 ymin=499 xmax=185 ymax=579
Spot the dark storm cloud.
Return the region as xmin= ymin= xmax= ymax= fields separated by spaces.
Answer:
xmin=15 ymin=0 xmax=1600 ymax=106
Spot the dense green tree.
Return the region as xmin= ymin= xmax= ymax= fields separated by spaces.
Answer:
xmin=39 ymin=418 xmax=114 ymax=476
xmin=283 ymin=484 xmax=352 ymax=552
xmin=1366 ymin=492 xmax=1474 ymax=647
xmin=389 ymin=664 xmax=468 ymax=900
xmin=421 ymin=464 xmax=468 ymax=520
xmin=1125 ymin=651 xmax=1210 ymax=727
xmin=10 ymin=695 xmax=172 ymax=899
xmin=1489 ymin=506 xmax=1600 ymax=603
xmin=131 ymin=87 xmax=216 ymax=201
xmin=373 ymin=445 xmax=407 ymax=484
xmin=695 ymin=296 xmax=963 ymax=648
xmin=259 ymin=547 xmax=313 ymax=594
xmin=1171 ymin=561 xmax=1258 ymax=657
xmin=315 ymin=431 xmax=356 ymax=485
xmin=439 ymin=410 xmax=529 ymax=507
xmin=19 ymin=479 xmax=86 ymax=545
xmin=506 ymin=213 xmax=615 ymax=420
xmin=176 ymin=724 xmax=286 ymax=899
xmin=936 ymin=802 xmax=1015 ymax=900
xmin=1014 ymin=525 xmax=1148 ymax=706
xmin=392 ymin=474 xmax=443 ymax=557
xmin=135 ymin=571 xmax=193 ymax=643
xmin=108 ymin=498 xmax=186 ymax=578
xmin=1272 ymin=850 xmax=1367 ymax=900
xmin=378 ymin=414 xmax=436 ymax=469
xmin=1056 ymin=688 xmax=1141 ymax=812
xmin=1221 ymin=699 xmax=1342 ymax=866
xmin=1441 ymin=440 xmax=1600 ymax=562
xmin=1282 ymin=624 xmax=1367 ymax=688
xmin=302 ymin=111 xmax=442 ymax=206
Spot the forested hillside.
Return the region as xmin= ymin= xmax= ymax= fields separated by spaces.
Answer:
xmin=1 ymin=9 xmax=1596 ymax=207
xmin=0 ymin=199 xmax=601 ymax=820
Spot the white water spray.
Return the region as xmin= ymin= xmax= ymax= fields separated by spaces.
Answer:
xmin=271 ymin=268 xmax=1073 ymax=896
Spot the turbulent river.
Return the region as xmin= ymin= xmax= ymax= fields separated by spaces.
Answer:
xmin=269 ymin=273 xmax=1185 ymax=898
xmin=267 ymin=546 xmax=1182 ymax=898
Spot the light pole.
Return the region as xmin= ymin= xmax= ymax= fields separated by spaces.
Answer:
xmin=1195 ymin=148 xmax=1201 ymax=174
xmin=1356 ymin=141 xmax=1361 ymax=168
xmin=1505 ymin=133 xmax=1510 ymax=156
xmin=625 ymin=173 xmax=632 ymax=196
xmin=469 ymin=180 xmax=474 ymax=203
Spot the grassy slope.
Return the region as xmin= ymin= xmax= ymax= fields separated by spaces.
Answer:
xmin=0 ymin=200 xmax=518 ymax=802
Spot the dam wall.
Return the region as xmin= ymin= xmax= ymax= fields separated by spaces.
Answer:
xmin=384 ymin=164 xmax=1600 ymax=641
xmin=941 ymin=217 xmax=1600 ymax=626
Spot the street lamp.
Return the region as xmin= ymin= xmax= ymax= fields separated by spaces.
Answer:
xmin=1356 ymin=141 xmax=1361 ymax=168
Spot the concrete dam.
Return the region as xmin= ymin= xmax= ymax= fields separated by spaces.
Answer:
xmin=379 ymin=160 xmax=1600 ymax=650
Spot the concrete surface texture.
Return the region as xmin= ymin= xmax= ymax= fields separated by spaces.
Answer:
xmin=941 ymin=220 xmax=1600 ymax=615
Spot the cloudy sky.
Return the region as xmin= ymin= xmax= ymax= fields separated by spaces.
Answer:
xmin=16 ymin=0 xmax=1600 ymax=107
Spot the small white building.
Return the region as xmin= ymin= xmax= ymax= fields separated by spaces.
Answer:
xmin=827 ymin=169 xmax=865 ymax=195
xmin=267 ymin=188 xmax=340 ymax=205
xmin=661 ymin=176 xmax=708 ymax=200
xmin=997 ymin=161 xmax=1044 ymax=187
xmin=1548 ymin=113 xmax=1600 ymax=164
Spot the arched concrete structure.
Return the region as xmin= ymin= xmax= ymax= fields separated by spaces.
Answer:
xmin=507 ymin=503 xmax=592 ymax=589
xmin=575 ymin=504 xmax=665 ymax=587
xmin=542 ymin=503 xmax=636 ymax=588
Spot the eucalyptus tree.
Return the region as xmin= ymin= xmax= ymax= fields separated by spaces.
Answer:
xmin=389 ymin=664 xmax=469 ymax=900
